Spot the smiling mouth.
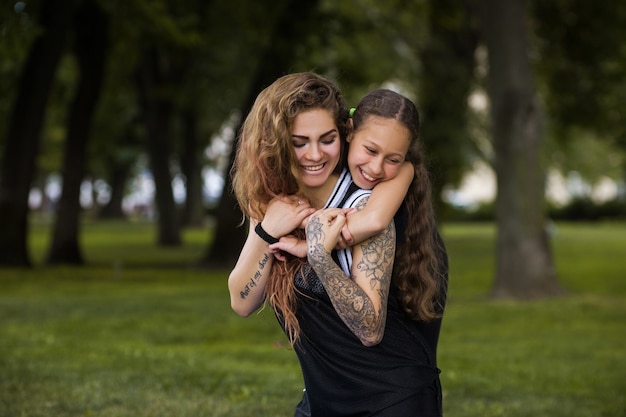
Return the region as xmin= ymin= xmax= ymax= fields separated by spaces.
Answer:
xmin=302 ymin=164 xmax=325 ymax=172
xmin=359 ymin=167 xmax=378 ymax=182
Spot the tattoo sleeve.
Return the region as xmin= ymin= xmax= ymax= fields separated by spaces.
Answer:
xmin=307 ymin=213 xmax=395 ymax=345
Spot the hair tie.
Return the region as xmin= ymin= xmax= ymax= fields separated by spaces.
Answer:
xmin=349 ymin=107 xmax=356 ymax=117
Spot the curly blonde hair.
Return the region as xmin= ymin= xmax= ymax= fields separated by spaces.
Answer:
xmin=351 ymin=89 xmax=447 ymax=322
xmin=231 ymin=72 xmax=350 ymax=343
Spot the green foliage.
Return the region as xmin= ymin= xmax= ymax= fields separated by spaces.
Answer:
xmin=418 ymin=0 xmax=481 ymax=205
xmin=5 ymin=0 xmax=623 ymax=212
xmin=545 ymin=126 xmax=625 ymax=186
xmin=1 ymin=221 xmax=624 ymax=416
xmin=0 ymin=0 xmax=39 ymax=156
xmin=549 ymin=197 xmax=626 ymax=222
xmin=533 ymin=0 xmax=626 ymax=149
xmin=37 ymin=54 xmax=78 ymax=175
xmin=312 ymin=0 xmax=428 ymax=103
xmin=445 ymin=197 xmax=626 ymax=223
xmin=443 ymin=201 xmax=495 ymax=222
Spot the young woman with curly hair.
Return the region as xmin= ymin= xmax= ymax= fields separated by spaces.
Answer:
xmin=228 ymin=73 xmax=448 ymax=417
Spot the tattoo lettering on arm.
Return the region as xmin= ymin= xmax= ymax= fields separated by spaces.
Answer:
xmin=239 ymin=253 xmax=270 ymax=300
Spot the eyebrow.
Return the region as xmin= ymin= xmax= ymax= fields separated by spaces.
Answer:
xmin=292 ymin=128 xmax=337 ymax=140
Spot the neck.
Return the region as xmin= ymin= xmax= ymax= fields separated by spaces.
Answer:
xmin=305 ymin=173 xmax=339 ymax=209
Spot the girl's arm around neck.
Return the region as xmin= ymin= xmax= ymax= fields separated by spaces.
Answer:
xmin=344 ymin=162 xmax=413 ymax=245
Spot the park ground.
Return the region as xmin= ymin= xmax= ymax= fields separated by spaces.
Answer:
xmin=0 ymin=220 xmax=624 ymax=416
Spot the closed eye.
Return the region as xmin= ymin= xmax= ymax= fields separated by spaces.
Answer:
xmin=365 ymin=146 xmax=377 ymax=155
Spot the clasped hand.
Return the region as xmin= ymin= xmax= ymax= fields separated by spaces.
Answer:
xmin=261 ymin=195 xmax=316 ymax=239
xmin=305 ymin=208 xmax=348 ymax=254
xmin=264 ymin=195 xmax=356 ymax=261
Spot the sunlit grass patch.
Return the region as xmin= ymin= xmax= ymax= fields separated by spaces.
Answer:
xmin=1 ymin=221 xmax=624 ymax=416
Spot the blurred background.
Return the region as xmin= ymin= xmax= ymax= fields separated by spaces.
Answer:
xmin=1 ymin=2 xmax=625 ymax=416
xmin=1 ymin=0 xmax=625 ymax=283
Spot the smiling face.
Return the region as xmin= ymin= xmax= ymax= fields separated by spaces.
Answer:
xmin=347 ymin=115 xmax=411 ymax=190
xmin=291 ymin=108 xmax=342 ymax=195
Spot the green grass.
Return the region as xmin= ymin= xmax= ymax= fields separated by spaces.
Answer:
xmin=1 ymin=220 xmax=625 ymax=416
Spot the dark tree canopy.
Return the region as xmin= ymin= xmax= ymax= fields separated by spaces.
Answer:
xmin=0 ymin=0 xmax=623 ymax=304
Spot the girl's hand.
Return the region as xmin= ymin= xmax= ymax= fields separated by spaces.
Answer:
xmin=262 ymin=195 xmax=315 ymax=238
xmin=270 ymin=235 xmax=307 ymax=260
xmin=339 ymin=208 xmax=357 ymax=247
xmin=306 ymin=208 xmax=347 ymax=254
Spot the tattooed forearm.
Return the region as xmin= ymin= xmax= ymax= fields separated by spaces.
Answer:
xmin=356 ymin=223 xmax=395 ymax=294
xmin=307 ymin=215 xmax=395 ymax=345
xmin=239 ymin=253 xmax=270 ymax=299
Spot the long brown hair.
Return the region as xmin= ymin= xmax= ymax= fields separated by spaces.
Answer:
xmin=231 ymin=72 xmax=350 ymax=343
xmin=351 ymin=89 xmax=446 ymax=321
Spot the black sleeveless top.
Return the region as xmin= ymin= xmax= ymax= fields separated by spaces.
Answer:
xmin=282 ymin=169 xmax=448 ymax=417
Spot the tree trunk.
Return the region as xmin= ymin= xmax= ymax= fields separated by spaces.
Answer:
xmin=47 ymin=0 xmax=109 ymax=265
xmin=180 ymin=109 xmax=204 ymax=228
xmin=98 ymin=159 xmax=131 ymax=219
xmin=201 ymin=0 xmax=321 ymax=267
xmin=0 ymin=0 xmax=75 ymax=267
xmin=137 ymin=49 xmax=181 ymax=246
xmin=419 ymin=0 xmax=478 ymax=219
xmin=478 ymin=0 xmax=562 ymax=298
xmin=98 ymin=121 xmax=141 ymax=220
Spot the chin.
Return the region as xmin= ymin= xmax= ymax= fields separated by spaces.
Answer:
xmin=303 ymin=178 xmax=327 ymax=189
xmin=356 ymin=182 xmax=375 ymax=190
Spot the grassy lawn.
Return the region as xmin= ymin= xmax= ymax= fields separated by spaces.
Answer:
xmin=1 ymin=220 xmax=624 ymax=416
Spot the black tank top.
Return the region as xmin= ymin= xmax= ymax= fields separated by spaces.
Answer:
xmin=282 ymin=169 xmax=446 ymax=416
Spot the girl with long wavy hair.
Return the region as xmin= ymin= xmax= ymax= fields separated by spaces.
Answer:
xmin=229 ymin=74 xmax=447 ymax=416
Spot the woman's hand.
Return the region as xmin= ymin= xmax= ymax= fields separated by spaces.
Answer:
xmin=261 ymin=195 xmax=315 ymax=239
xmin=306 ymin=208 xmax=347 ymax=255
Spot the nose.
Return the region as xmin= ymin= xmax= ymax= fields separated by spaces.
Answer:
xmin=370 ymin=156 xmax=384 ymax=176
xmin=306 ymin=143 xmax=322 ymax=161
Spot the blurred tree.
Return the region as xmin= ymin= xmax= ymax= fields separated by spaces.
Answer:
xmin=0 ymin=0 xmax=76 ymax=267
xmin=296 ymin=0 xmax=479 ymax=220
xmin=307 ymin=0 xmax=425 ymax=95
xmin=123 ymin=0 xmax=226 ymax=246
xmin=130 ymin=0 xmax=212 ymax=247
xmin=2 ymin=0 xmax=620 ymax=274
xmin=99 ymin=0 xmax=263 ymax=244
xmin=47 ymin=0 xmax=110 ymax=265
xmin=179 ymin=108 xmax=204 ymax=227
xmin=202 ymin=0 xmax=322 ymax=266
xmin=136 ymin=45 xmax=183 ymax=246
xmin=86 ymin=0 xmax=159 ymax=220
xmin=533 ymin=0 xmax=626 ymax=144
xmin=0 ymin=1 xmax=36 ymax=157
xmin=532 ymin=0 xmax=626 ymax=188
xmin=419 ymin=0 xmax=479 ymax=218
xmin=477 ymin=0 xmax=562 ymax=298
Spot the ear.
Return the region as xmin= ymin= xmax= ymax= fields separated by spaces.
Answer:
xmin=346 ymin=118 xmax=354 ymax=143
